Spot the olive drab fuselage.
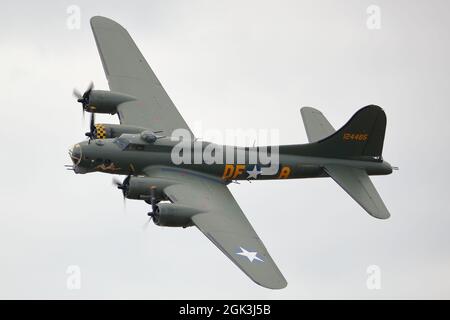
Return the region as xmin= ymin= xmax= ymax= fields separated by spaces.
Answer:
xmin=70 ymin=136 xmax=392 ymax=181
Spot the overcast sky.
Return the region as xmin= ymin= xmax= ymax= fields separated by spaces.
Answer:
xmin=1 ymin=0 xmax=449 ymax=299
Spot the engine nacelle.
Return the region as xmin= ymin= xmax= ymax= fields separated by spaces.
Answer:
xmin=123 ymin=177 xmax=172 ymax=201
xmin=115 ymin=177 xmax=199 ymax=227
xmin=94 ymin=124 xmax=146 ymax=139
xmin=86 ymin=90 xmax=136 ymax=114
xmin=152 ymin=203 xmax=199 ymax=227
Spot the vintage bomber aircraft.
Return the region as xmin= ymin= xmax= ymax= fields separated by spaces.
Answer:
xmin=68 ymin=16 xmax=394 ymax=289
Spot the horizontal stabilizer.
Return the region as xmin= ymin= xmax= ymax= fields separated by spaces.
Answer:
xmin=324 ymin=165 xmax=390 ymax=219
xmin=301 ymin=107 xmax=335 ymax=142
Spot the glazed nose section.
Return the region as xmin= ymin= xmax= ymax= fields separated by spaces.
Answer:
xmin=69 ymin=144 xmax=82 ymax=165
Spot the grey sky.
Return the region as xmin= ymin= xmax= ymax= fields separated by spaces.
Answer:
xmin=0 ymin=0 xmax=449 ymax=299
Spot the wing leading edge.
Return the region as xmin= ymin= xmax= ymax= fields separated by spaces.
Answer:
xmin=144 ymin=166 xmax=287 ymax=289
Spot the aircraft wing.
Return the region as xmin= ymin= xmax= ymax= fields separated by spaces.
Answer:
xmin=144 ymin=167 xmax=287 ymax=289
xmin=300 ymin=107 xmax=335 ymax=142
xmin=90 ymin=16 xmax=193 ymax=137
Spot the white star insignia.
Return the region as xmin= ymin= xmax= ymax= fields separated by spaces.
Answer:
xmin=246 ymin=165 xmax=261 ymax=179
xmin=236 ymin=247 xmax=264 ymax=262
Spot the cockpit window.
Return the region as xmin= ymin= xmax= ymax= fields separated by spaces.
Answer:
xmin=113 ymin=137 xmax=130 ymax=150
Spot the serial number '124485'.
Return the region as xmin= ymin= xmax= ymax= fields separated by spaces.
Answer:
xmin=343 ymin=133 xmax=369 ymax=141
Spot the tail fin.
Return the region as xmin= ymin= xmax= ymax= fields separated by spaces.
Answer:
xmin=302 ymin=105 xmax=387 ymax=160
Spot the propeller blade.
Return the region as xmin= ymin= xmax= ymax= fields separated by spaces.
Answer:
xmin=150 ymin=186 xmax=157 ymax=213
xmin=112 ymin=177 xmax=122 ymax=187
xmin=90 ymin=112 xmax=96 ymax=132
xmin=73 ymin=88 xmax=82 ymax=99
xmin=142 ymin=216 xmax=152 ymax=230
xmin=86 ymin=81 xmax=94 ymax=94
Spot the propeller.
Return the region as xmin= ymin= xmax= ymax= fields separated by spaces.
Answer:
xmin=113 ymin=175 xmax=130 ymax=213
xmin=85 ymin=112 xmax=96 ymax=143
xmin=149 ymin=186 xmax=157 ymax=214
xmin=144 ymin=186 xmax=158 ymax=230
xmin=113 ymin=175 xmax=130 ymax=202
xmin=73 ymin=82 xmax=94 ymax=119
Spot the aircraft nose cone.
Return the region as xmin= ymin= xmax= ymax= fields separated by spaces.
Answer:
xmin=69 ymin=144 xmax=82 ymax=165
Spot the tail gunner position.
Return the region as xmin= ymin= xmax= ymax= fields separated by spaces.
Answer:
xmin=68 ymin=16 xmax=396 ymax=289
